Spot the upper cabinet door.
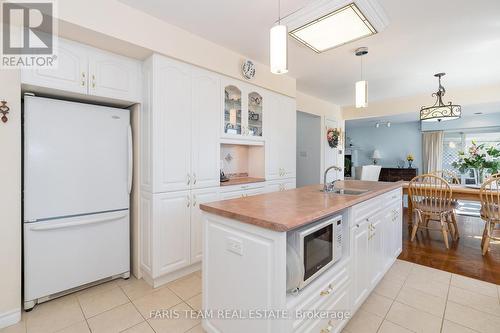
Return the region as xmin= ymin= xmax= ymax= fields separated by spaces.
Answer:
xmin=21 ymin=39 xmax=88 ymax=95
xmin=191 ymin=68 xmax=221 ymax=189
xmin=89 ymin=49 xmax=142 ymax=103
xmin=247 ymin=91 xmax=263 ymax=137
xmin=223 ymin=83 xmax=243 ymax=136
xmin=281 ymin=96 xmax=297 ymax=178
xmin=153 ymin=56 xmax=192 ymax=193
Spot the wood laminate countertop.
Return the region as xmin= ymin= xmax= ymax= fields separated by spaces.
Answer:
xmin=220 ymin=177 xmax=266 ymax=187
xmin=200 ymin=180 xmax=403 ymax=232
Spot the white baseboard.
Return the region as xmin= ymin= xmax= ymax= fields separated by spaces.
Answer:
xmin=0 ymin=308 xmax=21 ymax=329
xmin=142 ymin=262 xmax=201 ymax=288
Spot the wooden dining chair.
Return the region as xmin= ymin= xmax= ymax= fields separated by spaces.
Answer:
xmin=408 ymin=174 xmax=459 ymax=249
xmin=480 ymin=173 xmax=500 ymax=255
xmin=429 ymin=170 xmax=461 ymax=184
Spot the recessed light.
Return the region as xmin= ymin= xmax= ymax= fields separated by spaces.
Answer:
xmin=289 ymin=3 xmax=377 ymax=53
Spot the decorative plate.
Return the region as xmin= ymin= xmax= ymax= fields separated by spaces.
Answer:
xmin=242 ymin=59 xmax=256 ymax=80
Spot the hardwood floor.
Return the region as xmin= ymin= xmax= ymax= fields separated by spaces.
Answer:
xmin=399 ymin=208 xmax=500 ymax=284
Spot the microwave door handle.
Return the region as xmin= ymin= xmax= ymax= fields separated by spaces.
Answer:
xmin=29 ymin=213 xmax=127 ymax=231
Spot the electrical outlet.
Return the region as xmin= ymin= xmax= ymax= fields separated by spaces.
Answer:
xmin=226 ymin=237 xmax=243 ymax=256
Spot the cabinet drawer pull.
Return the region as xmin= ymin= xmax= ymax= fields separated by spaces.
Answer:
xmin=320 ymin=284 xmax=333 ymax=296
xmin=81 ymin=72 xmax=86 ymax=86
xmin=192 ymin=195 xmax=197 ymax=207
xmin=321 ymin=322 xmax=333 ymax=333
xmin=91 ymin=74 xmax=96 ymax=88
xmin=187 ymin=173 xmax=191 ymax=185
xmin=193 ymin=173 xmax=197 ymax=185
xmin=186 ymin=195 xmax=191 ymax=207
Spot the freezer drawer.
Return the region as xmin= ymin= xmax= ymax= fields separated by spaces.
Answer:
xmin=24 ymin=210 xmax=130 ymax=303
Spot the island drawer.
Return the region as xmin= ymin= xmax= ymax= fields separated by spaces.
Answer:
xmin=351 ymin=196 xmax=382 ymax=222
xmin=289 ymin=264 xmax=350 ymax=332
xmin=382 ymin=188 xmax=402 ymax=207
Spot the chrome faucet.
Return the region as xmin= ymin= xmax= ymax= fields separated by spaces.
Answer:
xmin=323 ymin=165 xmax=343 ymax=191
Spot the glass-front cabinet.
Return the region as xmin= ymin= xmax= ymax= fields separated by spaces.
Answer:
xmin=222 ymin=79 xmax=264 ymax=141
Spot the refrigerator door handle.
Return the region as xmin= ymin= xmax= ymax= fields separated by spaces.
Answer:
xmin=127 ymin=125 xmax=133 ymax=194
xmin=29 ymin=213 xmax=128 ymax=231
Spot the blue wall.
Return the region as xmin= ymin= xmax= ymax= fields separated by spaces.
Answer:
xmin=346 ymin=121 xmax=423 ymax=171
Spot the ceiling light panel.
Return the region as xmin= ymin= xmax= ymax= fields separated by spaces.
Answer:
xmin=290 ymin=4 xmax=376 ymax=53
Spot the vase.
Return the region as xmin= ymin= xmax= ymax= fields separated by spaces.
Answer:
xmin=474 ymin=168 xmax=486 ymax=185
xmin=408 ymin=161 xmax=413 ymax=169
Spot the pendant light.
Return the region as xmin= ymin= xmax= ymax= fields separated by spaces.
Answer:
xmin=270 ymin=0 xmax=288 ymax=74
xmin=355 ymin=47 xmax=368 ymax=108
xmin=420 ymin=73 xmax=461 ymax=122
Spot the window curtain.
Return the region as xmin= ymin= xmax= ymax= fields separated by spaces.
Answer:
xmin=422 ymin=131 xmax=444 ymax=173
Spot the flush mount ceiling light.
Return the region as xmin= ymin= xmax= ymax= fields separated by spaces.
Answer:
xmin=420 ymin=73 xmax=462 ymax=122
xmin=282 ymin=0 xmax=389 ymax=53
xmin=355 ymin=47 xmax=368 ymax=108
xmin=270 ymin=0 xmax=288 ymax=74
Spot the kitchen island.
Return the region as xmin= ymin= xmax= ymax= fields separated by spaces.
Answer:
xmin=200 ymin=180 xmax=403 ymax=333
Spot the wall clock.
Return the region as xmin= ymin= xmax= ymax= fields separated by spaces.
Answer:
xmin=241 ymin=59 xmax=256 ymax=80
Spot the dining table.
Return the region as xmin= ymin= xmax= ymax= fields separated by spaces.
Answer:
xmin=402 ymin=182 xmax=483 ymax=224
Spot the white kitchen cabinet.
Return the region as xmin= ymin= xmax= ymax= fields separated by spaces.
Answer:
xmin=142 ymin=55 xmax=220 ymax=193
xmin=220 ymin=182 xmax=266 ymax=199
xmin=154 ymin=191 xmax=191 ymax=277
xmin=368 ymin=213 xmax=385 ymax=290
xmin=88 ymin=49 xmax=142 ymax=102
xmin=266 ymin=93 xmax=296 ymax=180
xmin=222 ymin=78 xmax=265 ymax=141
xmin=21 ymin=39 xmax=88 ymax=95
xmin=190 ymin=188 xmax=219 ymax=263
xmin=266 ymin=178 xmax=296 ymax=193
xmin=21 ymin=38 xmax=142 ymax=103
xmin=385 ymin=200 xmax=403 ymax=263
xmin=351 ymin=219 xmax=370 ymax=310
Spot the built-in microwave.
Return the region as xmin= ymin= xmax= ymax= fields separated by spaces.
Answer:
xmin=286 ymin=215 xmax=343 ymax=293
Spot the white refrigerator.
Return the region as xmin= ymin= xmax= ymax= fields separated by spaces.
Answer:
xmin=23 ymin=95 xmax=132 ymax=310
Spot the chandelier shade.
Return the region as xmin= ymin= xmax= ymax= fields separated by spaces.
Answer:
xmin=420 ymin=73 xmax=461 ymax=122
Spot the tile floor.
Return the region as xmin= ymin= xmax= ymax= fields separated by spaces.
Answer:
xmin=2 ymin=260 xmax=500 ymax=333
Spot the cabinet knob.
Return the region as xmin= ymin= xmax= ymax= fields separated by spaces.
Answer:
xmin=81 ymin=72 xmax=86 ymax=86
xmin=193 ymin=173 xmax=197 ymax=185
xmin=91 ymin=74 xmax=96 ymax=88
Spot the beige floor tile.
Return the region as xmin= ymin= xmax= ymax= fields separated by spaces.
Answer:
xmin=78 ymin=287 xmax=129 ymax=318
xmin=87 ymin=303 xmax=144 ymax=333
xmin=386 ymin=301 xmax=442 ymax=333
xmin=186 ymin=294 xmax=202 ymax=312
xmin=410 ymin=264 xmax=451 ymax=285
xmin=121 ymin=322 xmax=155 ymax=333
xmin=133 ymin=286 xmax=183 ymax=319
xmin=404 ymin=274 xmax=449 ymax=299
xmin=186 ymin=324 xmax=206 ymax=333
xmin=54 ymin=321 xmax=89 ymax=333
xmin=448 ymin=286 xmax=500 ymax=317
xmin=441 ymin=320 xmax=478 ymax=333
xmin=120 ymin=278 xmax=157 ymax=301
xmin=378 ymin=320 xmax=414 ymax=333
xmin=25 ymin=295 xmax=85 ymax=333
xmin=374 ymin=276 xmax=405 ymax=300
xmin=0 ymin=321 xmax=26 ymax=333
xmin=445 ymin=301 xmax=500 ymax=333
xmin=147 ymin=302 xmax=200 ymax=333
xmin=167 ymin=274 xmax=202 ymax=301
xmin=114 ymin=276 xmax=136 ymax=287
xmin=343 ymin=309 xmax=383 ymax=333
xmin=396 ymin=285 xmax=446 ymax=317
xmin=451 ymin=274 xmax=498 ymax=298
xmin=359 ymin=293 xmax=393 ymax=318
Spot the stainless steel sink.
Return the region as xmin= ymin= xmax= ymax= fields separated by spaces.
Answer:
xmin=320 ymin=188 xmax=369 ymax=195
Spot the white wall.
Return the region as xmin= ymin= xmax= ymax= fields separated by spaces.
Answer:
xmin=0 ymin=70 xmax=22 ymax=327
xmin=346 ymin=121 xmax=423 ymax=172
xmin=296 ymin=111 xmax=321 ymax=187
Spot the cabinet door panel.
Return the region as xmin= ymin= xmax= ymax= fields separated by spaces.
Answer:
xmin=154 ymin=192 xmax=191 ymax=277
xmin=89 ymin=50 xmax=141 ymax=102
xmin=369 ymin=215 xmax=385 ymax=289
xmin=154 ymin=57 xmax=192 ymax=192
xmin=351 ymin=222 xmax=369 ymax=310
xmin=281 ymin=96 xmax=297 ymax=178
xmin=265 ymin=92 xmax=282 ymax=179
xmin=21 ymin=39 xmax=88 ymax=94
xmin=191 ymin=68 xmax=220 ymax=189
xmin=191 ymin=188 xmax=219 ymax=263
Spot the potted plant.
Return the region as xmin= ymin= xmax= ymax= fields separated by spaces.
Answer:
xmin=452 ymin=141 xmax=500 ymax=184
xmin=406 ymin=154 xmax=414 ymax=168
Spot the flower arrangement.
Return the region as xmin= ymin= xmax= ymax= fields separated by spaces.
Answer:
xmin=452 ymin=141 xmax=500 ymax=183
xmin=406 ymin=154 xmax=414 ymax=168
xmin=327 ymin=128 xmax=341 ymax=148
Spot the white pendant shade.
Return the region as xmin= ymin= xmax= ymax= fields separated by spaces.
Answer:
xmin=270 ymin=24 xmax=288 ymax=74
xmin=355 ymin=80 xmax=367 ymax=108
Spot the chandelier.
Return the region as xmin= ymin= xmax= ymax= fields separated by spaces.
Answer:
xmin=420 ymin=73 xmax=461 ymax=122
